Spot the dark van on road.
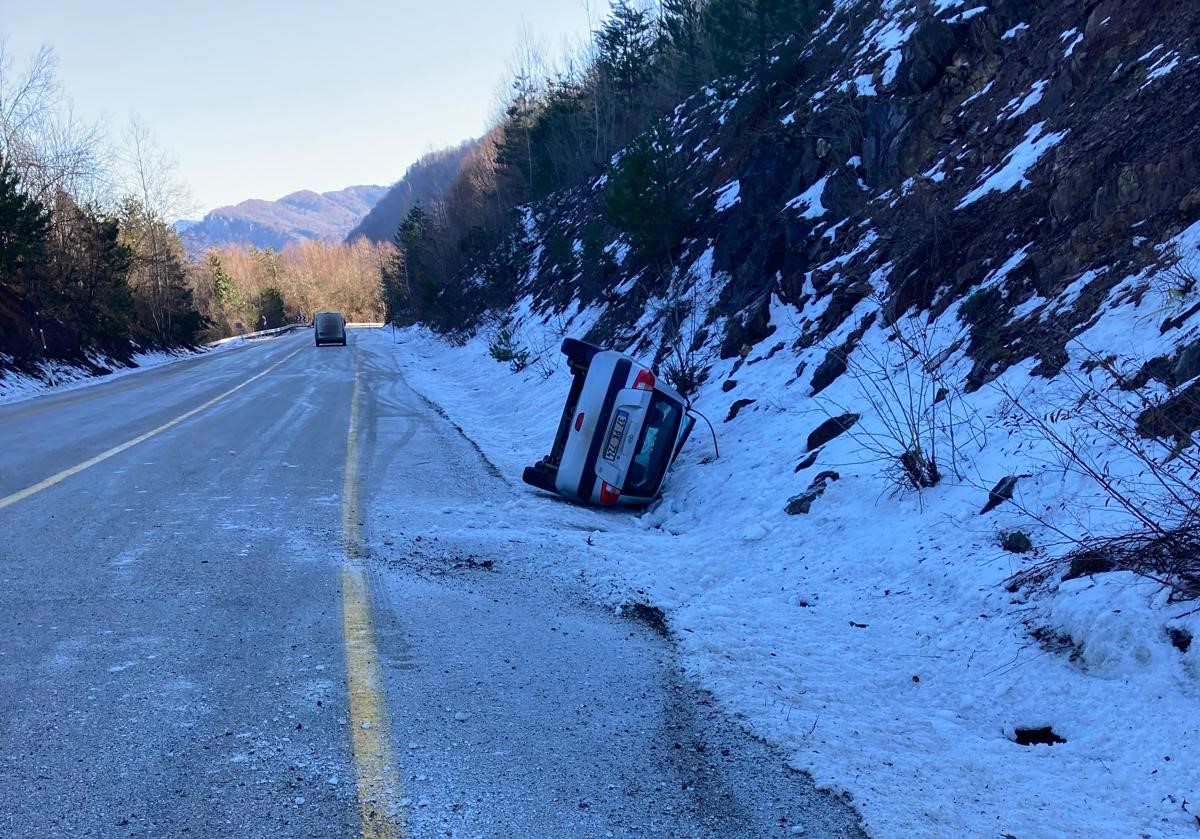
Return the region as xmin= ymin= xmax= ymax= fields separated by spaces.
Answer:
xmin=314 ymin=312 xmax=347 ymax=346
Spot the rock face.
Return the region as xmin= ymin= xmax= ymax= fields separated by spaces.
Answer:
xmin=1175 ymin=341 xmax=1200 ymax=384
xmin=179 ymin=185 xmax=386 ymax=256
xmin=445 ymin=0 xmax=1200 ymax=402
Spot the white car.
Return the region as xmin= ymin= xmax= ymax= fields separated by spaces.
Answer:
xmin=523 ymin=339 xmax=696 ymax=506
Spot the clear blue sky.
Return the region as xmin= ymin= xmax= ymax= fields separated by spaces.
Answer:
xmin=4 ymin=1 xmax=597 ymax=216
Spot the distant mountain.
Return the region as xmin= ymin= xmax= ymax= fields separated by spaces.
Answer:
xmin=180 ymin=184 xmax=387 ymax=256
xmin=347 ymin=140 xmax=479 ymax=244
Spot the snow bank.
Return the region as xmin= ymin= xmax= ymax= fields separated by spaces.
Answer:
xmin=371 ymin=281 xmax=1200 ymax=839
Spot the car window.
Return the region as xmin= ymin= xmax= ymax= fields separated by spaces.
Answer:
xmin=624 ymin=394 xmax=682 ymax=496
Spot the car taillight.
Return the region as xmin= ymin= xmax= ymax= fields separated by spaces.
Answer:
xmin=575 ymin=412 xmax=585 ymax=431
xmin=599 ymin=481 xmax=621 ymax=505
xmin=633 ymin=369 xmax=655 ymax=391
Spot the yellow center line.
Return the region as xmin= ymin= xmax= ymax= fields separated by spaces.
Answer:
xmin=340 ymin=350 xmax=407 ymax=839
xmin=0 ymin=346 xmax=304 ymax=512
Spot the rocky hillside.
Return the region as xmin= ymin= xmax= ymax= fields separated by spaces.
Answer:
xmin=180 ymin=184 xmax=386 ymax=256
xmin=458 ymin=0 xmax=1197 ymax=380
xmin=403 ymin=2 xmax=1200 ymax=836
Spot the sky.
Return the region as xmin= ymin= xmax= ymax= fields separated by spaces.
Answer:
xmin=3 ymin=0 xmax=597 ymax=217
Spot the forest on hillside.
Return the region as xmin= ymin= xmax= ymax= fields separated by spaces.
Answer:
xmin=0 ymin=39 xmax=208 ymax=362
xmin=374 ymin=0 xmax=820 ymax=328
xmin=1 ymin=1 xmax=819 ymax=370
xmin=0 ymin=40 xmax=390 ymax=373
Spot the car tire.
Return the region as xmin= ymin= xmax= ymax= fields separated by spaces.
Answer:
xmin=522 ymin=464 xmax=558 ymax=494
xmin=561 ymin=338 xmax=600 ymax=366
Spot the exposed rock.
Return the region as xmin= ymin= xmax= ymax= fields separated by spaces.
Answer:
xmin=895 ymin=18 xmax=959 ymax=94
xmin=1118 ymin=355 xmax=1174 ymax=391
xmin=1175 ymin=340 xmax=1200 ymax=384
xmin=1062 ymin=551 xmax=1117 ymax=581
xmin=719 ymin=304 xmax=774 ymax=360
xmin=806 ymin=413 xmax=861 ymax=452
xmin=999 ymin=530 xmax=1033 ymax=553
xmin=725 ymin=398 xmax=756 ymax=422
xmin=810 ymin=349 xmax=849 ymax=396
xmin=1162 ymin=302 xmax=1200 ymax=334
xmin=722 ymin=379 xmax=738 ymax=392
xmin=785 ymin=471 xmax=840 ymax=515
xmin=1013 ymin=726 xmax=1066 ymax=746
xmin=1167 ymin=627 xmax=1192 ymax=654
xmin=1136 ymin=381 xmax=1200 ymax=440
xmin=980 ymin=476 xmax=1018 ymax=514
xmin=794 ymin=451 xmax=819 ymax=472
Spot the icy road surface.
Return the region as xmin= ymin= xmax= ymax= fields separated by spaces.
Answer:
xmin=0 ymin=328 xmax=865 ymax=838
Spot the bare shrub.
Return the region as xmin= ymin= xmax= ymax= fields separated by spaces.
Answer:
xmin=817 ymin=306 xmax=980 ymax=493
xmin=997 ymin=342 xmax=1200 ymax=598
xmin=999 ymin=351 xmax=1200 ymax=535
xmin=1155 ymin=242 xmax=1200 ymax=313
xmin=657 ymin=265 xmax=713 ymax=400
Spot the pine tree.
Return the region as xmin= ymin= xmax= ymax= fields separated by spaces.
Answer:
xmin=209 ymin=254 xmax=237 ymax=310
xmin=604 ymin=119 xmax=690 ymax=263
xmin=660 ymin=0 xmax=709 ymax=90
xmin=397 ymin=204 xmax=437 ymax=317
xmin=595 ymin=1 xmax=658 ymax=96
xmin=0 ymin=162 xmax=50 ymax=293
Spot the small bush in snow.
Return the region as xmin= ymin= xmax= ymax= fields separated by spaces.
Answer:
xmin=487 ymin=325 xmax=529 ymax=372
xmin=817 ymin=311 xmax=978 ymax=493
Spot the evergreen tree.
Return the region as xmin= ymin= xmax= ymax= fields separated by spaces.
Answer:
xmin=209 ymin=254 xmax=237 ymax=311
xmin=703 ymin=0 xmax=811 ymax=80
xmin=397 ymin=204 xmax=437 ymax=316
xmin=117 ymin=197 xmax=206 ymax=345
xmin=494 ymin=70 xmax=541 ymax=203
xmin=257 ymin=286 xmax=286 ymax=329
xmin=380 ymin=228 xmax=408 ymax=324
xmin=660 ymin=0 xmax=709 ymax=90
xmin=43 ymin=201 xmax=137 ymax=352
xmin=604 ymin=119 xmax=690 ymax=263
xmin=595 ymin=1 xmax=658 ymax=96
xmin=0 ymin=162 xmax=50 ymax=294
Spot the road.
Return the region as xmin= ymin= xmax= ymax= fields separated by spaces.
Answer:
xmin=0 ymin=328 xmax=865 ymax=839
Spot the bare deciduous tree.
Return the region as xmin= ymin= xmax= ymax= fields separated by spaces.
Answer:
xmin=0 ymin=40 xmax=105 ymax=203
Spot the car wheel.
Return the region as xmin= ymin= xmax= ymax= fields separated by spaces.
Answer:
xmin=561 ymin=337 xmax=601 ymax=365
xmin=522 ymin=464 xmax=558 ymax=494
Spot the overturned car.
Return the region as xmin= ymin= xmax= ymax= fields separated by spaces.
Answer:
xmin=522 ymin=339 xmax=697 ymax=507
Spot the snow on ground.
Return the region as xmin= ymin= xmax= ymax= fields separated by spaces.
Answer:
xmin=714 ymin=179 xmax=742 ymax=212
xmin=957 ymin=122 xmax=1068 ymax=209
xmin=370 ymin=257 xmax=1200 ymax=839
xmin=0 ymin=336 xmax=253 ymax=406
xmin=787 ymin=175 xmax=831 ymax=218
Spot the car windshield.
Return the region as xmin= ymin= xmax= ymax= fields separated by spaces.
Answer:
xmin=624 ymin=394 xmax=682 ymax=496
xmin=316 ymin=313 xmax=341 ymax=333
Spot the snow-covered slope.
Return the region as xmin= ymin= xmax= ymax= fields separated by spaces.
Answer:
xmin=397 ymin=1 xmax=1200 ymax=836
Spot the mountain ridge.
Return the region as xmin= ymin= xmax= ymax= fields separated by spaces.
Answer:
xmin=180 ymin=183 xmax=388 ymax=256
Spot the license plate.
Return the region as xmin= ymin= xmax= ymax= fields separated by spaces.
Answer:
xmin=603 ymin=410 xmax=630 ymax=461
